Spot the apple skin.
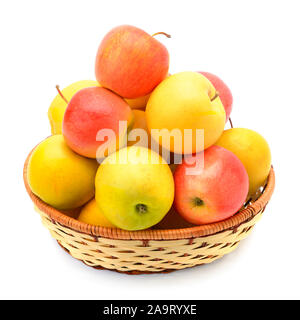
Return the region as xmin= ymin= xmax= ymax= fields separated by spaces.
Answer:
xmin=125 ymin=73 xmax=171 ymax=109
xmin=146 ymin=71 xmax=226 ymax=154
xmin=78 ymin=199 xmax=115 ymax=227
xmin=27 ymin=135 xmax=98 ymax=210
xmin=174 ymin=145 xmax=249 ymax=225
xmin=215 ymin=128 xmax=271 ymax=196
xmin=95 ymin=25 xmax=169 ymax=99
xmin=48 ymin=80 xmax=100 ymax=135
xmin=63 ymin=87 xmax=133 ymax=159
xmin=127 ymin=109 xmax=151 ymax=148
xmin=95 ymin=146 xmax=174 ymax=231
xmin=125 ymin=93 xmax=150 ymax=110
xmin=198 ymin=72 xmax=233 ymax=122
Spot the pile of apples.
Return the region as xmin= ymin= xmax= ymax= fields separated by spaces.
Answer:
xmin=27 ymin=25 xmax=272 ymax=231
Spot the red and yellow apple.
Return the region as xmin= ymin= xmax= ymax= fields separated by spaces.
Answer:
xmin=215 ymin=128 xmax=271 ymax=196
xmin=48 ymin=80 xmax=100 ymax=135
xmin=63 ymin=87 xmax=133 ymax=159
xmin=95 ymin=25 xmax=169 ymax=98
xmin=174 ymin=145 xmax=249 ymax=225
xmin=198 ymin=72 xmax=233 ymax=122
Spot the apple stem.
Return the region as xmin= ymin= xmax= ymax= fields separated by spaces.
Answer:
xmin=211 ymin=91 xmax=219 ymax=102
xmin=56 ymin=85 xmax=69 ymax=104
xmin=229 ymin=117 xmax=233 ymax=128
xmin=151 ymin=32 xmax=171 ymax=39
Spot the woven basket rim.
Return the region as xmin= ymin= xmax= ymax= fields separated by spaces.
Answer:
xmin=23 ymin=144 xmax=275 ymax=240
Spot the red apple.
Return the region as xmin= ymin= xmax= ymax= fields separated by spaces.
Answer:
xmin=95 ymin=25 xmax=169 ymax=99
xmin=174 ymin=145 xmax=248 ymax=225
xmin=198 ymin=72 xmax=233 ymax=122
xmin=62 ymin=87 xmax=133 ymax=158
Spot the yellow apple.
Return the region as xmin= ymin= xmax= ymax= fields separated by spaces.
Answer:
xmin=48 ymin=80 xmax=100 ymax=134
xmin=78 ymin=199 xmax=115 ymax=227
xmin=146 ymin=71 xmax=226 ymax=154
xmin=215 ymin=128 xmax=271 ymax=196
xmin=27 ymin=135 xmax=98 ymax=210
xmin=95 ymin=146 xmax=174 ymax=231
xmin=125 ymin=94 xmax=150 ymax=110
xmin=127 ymin=109 xmax=151 ymax=148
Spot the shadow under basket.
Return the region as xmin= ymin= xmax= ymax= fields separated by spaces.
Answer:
xmin=23 ymin=151 xmax=275 ymax=274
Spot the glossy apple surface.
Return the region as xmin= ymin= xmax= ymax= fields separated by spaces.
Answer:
xmin=215 ymin=128 xmax=271 ymax=196
xmin=95 ymin=25 xmax=169 ymax=98
xmin=95 ymin=146 xmax=174 ymax=231
xmin=125 ymin=73 xmax=171 ymax=109
xmin=78 ymin=199 xmax=115 ymax=227
xmin=27 ymin=135 xmax=98 ymax=210
xmin=63 ymin=87 xmax=133 ymax=158
xmin=125 ymin=93 xmax=150 ymax=110
xmin=198 ymin=72 xmax=233 ymax=122
xmin=174 ymin=145 xmax=249 ymax=224
xmin=146 ymin=72 xmax=226 ymax=154
xmin=127 ymin=109 xmax=151 ymax=148
xmin=48 ymin=80 xmax=100 ymax=135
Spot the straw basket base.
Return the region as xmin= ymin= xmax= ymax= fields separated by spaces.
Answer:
xmin=36 ymin=206 xmax=264 ymax=274
xmin=24 ymin=147 xmax=274 ymax=274
xmin=56 ymin=241 xmax=176 ymax=275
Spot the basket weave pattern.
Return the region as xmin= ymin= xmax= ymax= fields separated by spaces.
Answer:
xmin=24 ymin=150 xmax=275 ymax=274
xmin=37 ymin=207 xmax=263 ymax=273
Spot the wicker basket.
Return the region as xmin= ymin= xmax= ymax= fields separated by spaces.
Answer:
xmin=23 ymin=148 xmax=275 ymax=274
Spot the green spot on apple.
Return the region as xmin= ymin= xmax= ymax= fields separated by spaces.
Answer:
xmin=136 ymin=203 xmax=148 ymax=214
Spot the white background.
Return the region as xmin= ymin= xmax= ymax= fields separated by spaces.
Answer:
xmin=1 ymin=0 xmax=299 ymax=300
